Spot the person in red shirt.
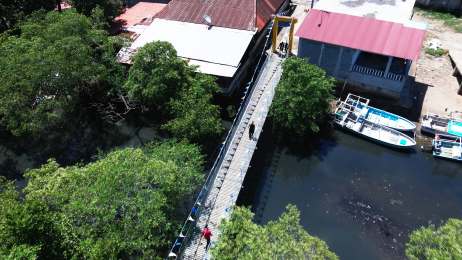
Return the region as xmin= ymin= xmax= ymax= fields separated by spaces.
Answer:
xmin=201 ymin=225 xmax=212 ymax=249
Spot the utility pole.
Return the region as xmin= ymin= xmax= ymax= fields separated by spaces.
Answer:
xmin=311 ymin=0 xmax=314 ymax=9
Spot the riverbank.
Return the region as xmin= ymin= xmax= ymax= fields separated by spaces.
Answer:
xmin=413 ymin=10 xmax=462 ymax=116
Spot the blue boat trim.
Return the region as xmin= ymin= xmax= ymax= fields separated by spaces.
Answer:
xmin=368 ymin=107 xmax=399 ymax=122
xmin=447 ymin=120 xmax=462 ymax=137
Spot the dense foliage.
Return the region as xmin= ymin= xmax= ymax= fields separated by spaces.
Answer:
xmin=406 ymin=218 xmax=462 ymax=260
xmin=0 ymin=178 xmax=63 ymax=259
xmin=0 ymin=0 xmax=56 ymax=32
xmin=124 ymin=41 xmax=194 ymax=109
xmin=163 ymin=73 xmax=224 ymax=144
xmin=212 ymin=205 xmax=338 ymax=260
xmin=0 ymin=141 xmax=204 ymax=259
xmin=270 ymin=57 xmax=335 ymax=136
xmin=69 ymin=0 xmax=124 ymax=21
xmin=0 ymin=10 xmax=123 ymax=136
xmin=126 ymin=41 xmax=223 ymax=144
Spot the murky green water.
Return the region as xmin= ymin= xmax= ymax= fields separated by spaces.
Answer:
xmin=240 ymin=126 xmax=462 ymax=259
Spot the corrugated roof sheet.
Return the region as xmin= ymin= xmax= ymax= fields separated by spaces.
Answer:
xmin=121 ymin=19 xmax=255 ymax=77
xmin=155 ymin=0 xmax=285 ymax=31
xmin=257 ymin=0 xmax=286 ymax=30
xmin=115 ymin=2 xmax=167 ymax=28
xmin=296 ymin=9 xmax=426 ymax=61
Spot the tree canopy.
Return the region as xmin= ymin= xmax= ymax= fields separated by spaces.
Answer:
xmin=270 ymin=57 xmax=335 ymax=136
xmin=0 ymin=10 xmax=123 ymax=136
xmin=0 ymin=0 xmax=57 ymax=32
xmin=162 ymin=73 xmax=224 ymax=144
xmin=124 ymin=41 xmax=194 ymax=110
xmin=406 ymin=218 xmax=462 ymax=260
xmin=125 ymin=41 xmax=224 ymax=145
xmin=211 ymin=205 xmax=338 ymax=260
xmin=69 ymin=0 xmax=124 ymax=21
xmin=0 ymin=140 xmax=205 ymax=259
xmin=0 ymin=178 xmax=63 ymax=259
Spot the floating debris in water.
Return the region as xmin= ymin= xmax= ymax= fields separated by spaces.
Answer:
xmin=340 ymin=195 xmax=410 ymax=258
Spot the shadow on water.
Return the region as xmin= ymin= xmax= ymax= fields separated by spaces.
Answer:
xmin=272 ymin=120 xmax=339 ymax=162
xmin=0 ymin=106 xmax=162 ymax=182
xmin=237 ymin=119 xmax=338 ymax=208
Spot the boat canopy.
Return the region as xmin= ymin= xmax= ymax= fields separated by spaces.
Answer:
xmin=448 ymin=121 xmax=462 ymax=137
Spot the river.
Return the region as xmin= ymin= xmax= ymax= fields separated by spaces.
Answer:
xmin=238 ymin=123 xmax=462 ymax=259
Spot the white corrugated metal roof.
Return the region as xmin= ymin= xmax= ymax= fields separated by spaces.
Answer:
xmin=188 ymin=60 xmax=237 ymax=78
xmin=314 ymin=0 xmax=416 ymax=24
xmin=124 ymin=18 xmax=255 ymax=77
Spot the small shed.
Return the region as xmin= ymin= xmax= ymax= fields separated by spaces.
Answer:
xmin=296 ymin=9 xmax=426 ymax=98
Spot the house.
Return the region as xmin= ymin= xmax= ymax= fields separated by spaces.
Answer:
xmin=117 ymin=0 xmax=288 ymax=94
xmin=295 ymin=0 xmax=427 ymax=99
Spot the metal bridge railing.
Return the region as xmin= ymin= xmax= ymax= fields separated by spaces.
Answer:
xmin=166 ymin=23 xmax=273 ymax=260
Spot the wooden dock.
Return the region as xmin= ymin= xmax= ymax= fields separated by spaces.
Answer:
xmin=181 ymin=53 xmax=283 ymax=259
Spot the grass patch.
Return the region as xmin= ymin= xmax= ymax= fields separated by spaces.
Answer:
xmin=416 ymin=7 xmax=462 ymax=33
xmin=425 ymin=47 xmax=448 ymax=57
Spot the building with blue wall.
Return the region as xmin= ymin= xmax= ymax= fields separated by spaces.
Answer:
xmin=296 ymin=0 xmax=426 ymax=99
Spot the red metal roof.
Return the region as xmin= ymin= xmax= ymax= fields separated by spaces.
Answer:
xmin=116 ymin=2 xmax=167 ymax=27
xmin=155 ymin=0 xmax=285 ymax=31
xmin=257 ymin=0 xmax=286 ymax=30
xmin=296 ymin=9 xmax=426 ymax=61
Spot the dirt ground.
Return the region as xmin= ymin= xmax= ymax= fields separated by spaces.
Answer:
xmin=412 ymin=12 xmax=462 ymax=117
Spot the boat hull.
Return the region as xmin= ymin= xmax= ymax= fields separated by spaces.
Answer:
xmin=335 ymin=121 xmax=416 ymax=150
xmin=432 ymin=153 xmax=462 ymax=162
xmin=345 ymin=97 xmax=416 ymax=131
xmin=420 ymin=113 xmax=462 ymax=136
xmin=432 ymin=137 xmax=462 ymax=162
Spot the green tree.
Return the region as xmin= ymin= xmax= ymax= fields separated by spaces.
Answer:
xmin=212 ymin=205 xmax=338 ymax=260
xmin=124 ymin=41 xmax=193 ymax=110
xmin=406 ymin=218 xmax=462 ymax=260
xmin=0 ymin=178 xmax=62 ymax=259
xmin=125 ymin=41 xmax=223 ymax=145
xmin=0 ymin=244 xmax=40 ymax=260
xmin=0 ymin=0 xmax=57 ymax=32
xmin=163 ymin=74 xmax=224 ymax=144
xmin=23 ymin=140 xmax=204 ymax=259
xmin=0 ymin=10 xmax=123 ymax=136
xmin=69 ymin=0 xmax=123 ymax=20
xmin=270 ymin=57 xmax=335 ymax=136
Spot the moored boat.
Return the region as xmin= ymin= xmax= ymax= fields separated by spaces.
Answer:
xmin=432 ymin=134 xmax=462 ymax=162
xmin=421 ymin=112 xmax=462 ymax=137
xmin=343 ymin=93 xmax=416 ymax=131
xmin=334 ymin=106 xmax=416 ymax=150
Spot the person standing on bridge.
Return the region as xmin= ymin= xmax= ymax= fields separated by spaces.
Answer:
xmin=201 ymin=225 xmax=212 ymax=249
xmin=249 ymin=122 xmax=255 ymax=140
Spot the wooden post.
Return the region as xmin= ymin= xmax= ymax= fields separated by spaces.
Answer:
xmin=334 ymin=47 xmax=344 ymax=76
xmin=288 ymin=18 xmax=295 ymax=54
xmin=384 ymin=56 xmax=393 ymax=78
xmin=318 ymin=44 xmax=325 ymax=66
xmin=272 ymin=18 xmax=279 ymax=53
